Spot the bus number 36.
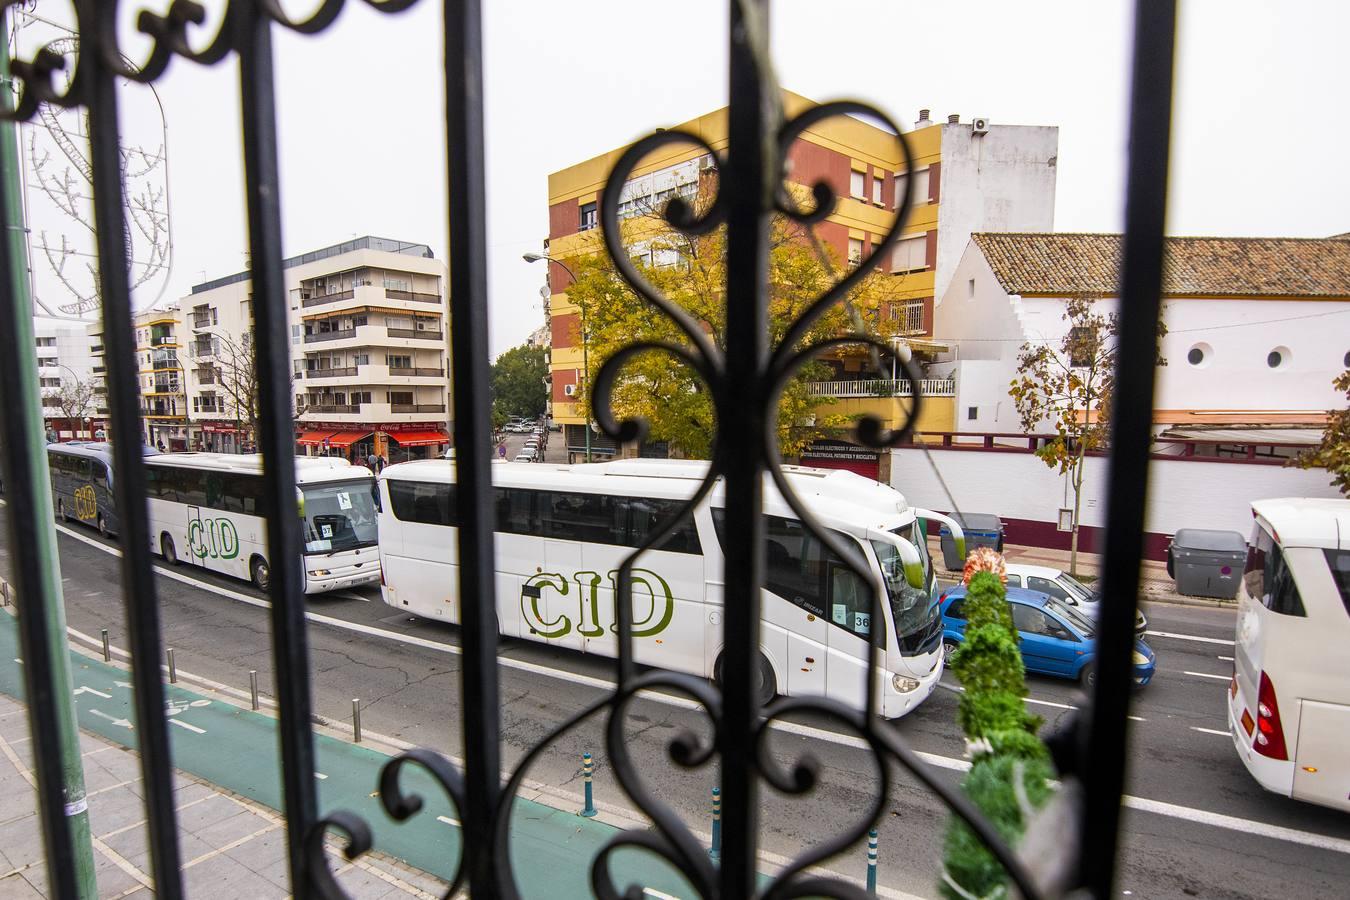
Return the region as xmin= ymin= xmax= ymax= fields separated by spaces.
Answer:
xmin=521 ymin=568 xmax=675 ymax=640
xmin=188 ymin=511 xmax=240 ymax=560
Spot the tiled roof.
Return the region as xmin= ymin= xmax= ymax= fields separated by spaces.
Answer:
xmin=971 ymin=233 xmax=1350 ymax=298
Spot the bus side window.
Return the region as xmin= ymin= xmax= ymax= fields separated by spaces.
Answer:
xmin=76 ymin=458 xmax=92 ymax=481
xmin=495 ymin=487 xmax=534 ymax=536
xmin=92 ymin=462 xmax=108 ymax=489
xmin=764 ymin=516 xmax=826 ymax=618
xmin=1265 ymin=545 xmax=1306 ymax=618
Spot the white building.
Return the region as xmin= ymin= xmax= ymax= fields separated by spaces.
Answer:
xmin=34 ymin=317 xmax=98 ymax=440
xmin=183 ymin=236 xmax=451 ymax=461
xmin=933 ymin=232 xmax=1350 ymax=437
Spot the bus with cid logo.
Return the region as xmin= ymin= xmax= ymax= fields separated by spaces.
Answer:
xmin=376 ymin=458 xmax=965 ymax=719
xmin=145 ymin=453 xmax=380 ymax=594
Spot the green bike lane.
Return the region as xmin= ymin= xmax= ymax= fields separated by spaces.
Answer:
xmin=0 ymin=612 xmax=699 ymax=898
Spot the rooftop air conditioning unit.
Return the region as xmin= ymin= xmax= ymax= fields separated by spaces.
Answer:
xmin=971 ymin=117 xmax=990 ymax=134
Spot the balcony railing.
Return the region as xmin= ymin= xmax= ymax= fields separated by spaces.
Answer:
xmin=304 ymin=329 xmax=356 ymax=343
xmin=384 ymin=288 xmax=441 ymax=304
xmin=386 ymin=327 xmax=443 ymax=340
xmin=302 ymin=403 xmax=361 ymax=414
xmin=301 ymin=289 xmax=355 ymax=308
xmin=805 ymin=377 xmax=956 ymax=398
xmin=190 ymin=314 xmax=213 ymax=329
xmin=389 ymin=365 xmax=445 ymax=377
xmin=889 ymin=300 xmax=927 ymax=336
xmin=390 ymin=403 xmax=446 ymax=414
xmin=150 ymin=335 xmax=175 ymax=347
xmin=304 ymin=366 xmax=358 ymax=378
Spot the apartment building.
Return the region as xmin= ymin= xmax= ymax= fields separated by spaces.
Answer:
xmin=127 ymin=306 xmax=190 ymax=450
xmin=541 ymin=91 xmax=1059 ymax=470
xmin=34 ymin=317 xmax=99 ymax=441
xmin=183 ymin=236 xmax=451 ymax=461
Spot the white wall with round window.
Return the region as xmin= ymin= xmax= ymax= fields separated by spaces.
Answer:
xmin=1266 ymin=345 xmax=1292 ymax=369
xmin=1186 ymin=342 xmax=1212 ymax=368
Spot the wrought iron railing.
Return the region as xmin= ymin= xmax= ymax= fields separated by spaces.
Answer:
xmin=0 ymin=1 xmax=1175 ymax=898
xmin=805 ymin=377 xmax=955 ymax=398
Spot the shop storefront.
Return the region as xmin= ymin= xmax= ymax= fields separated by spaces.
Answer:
xmin=296 ymin=426 xmax=449 ymax=465
xmin=798 ymin=438 xmax=882 ymax=481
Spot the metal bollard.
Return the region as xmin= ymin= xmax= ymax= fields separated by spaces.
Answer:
xmin=709 ymin=786 xmax=722 ymax=862
xmin=1 ymin=581 xmax=9 ymax=606
xmin=580 ymin=752 xmax=597 ymax=817
xmin=100 ymin=629 xmax=111 ymax=662
xmin=866 ymin=828 xmax=878 ymax=894
xmin=166 ymin=648 xmax=177 ymax=684
xmin=249 ymin=670 xmax=259 ymax=710
xmin=352 ymin=698 xmax=362 ymax=743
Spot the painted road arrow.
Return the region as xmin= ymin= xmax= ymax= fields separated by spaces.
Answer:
xmin=74 ymin=686 xmax=112 ymax=699
xmin=89 ymin=709 xmax=133 ymax=729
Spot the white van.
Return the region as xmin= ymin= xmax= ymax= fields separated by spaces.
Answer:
xmin=1227 ymin=498 xmax=1350 ymax=812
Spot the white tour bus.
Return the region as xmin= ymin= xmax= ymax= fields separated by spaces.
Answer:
xmin=377 ymin=458 xmax=965 ymax=719
xmin=145 ymin=453 xmax=381 ymax=594
xmin=1228 ymin=497 xmax=1350 ymax=812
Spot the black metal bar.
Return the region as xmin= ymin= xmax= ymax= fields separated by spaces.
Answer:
xmin=1080 ymin=1 xmax=1176 ymax=895
xmin=719 ymin=1 xmax=771 ymax=895
xmin=235 ymin=6 xmax=319 ymax=895
xmin=443 ymin=0 xmax=502 ymax=894
xmin=0 ymin=18 xmax=80 ymax=893
xmin=82 ymin=3 xmax=186 ymax=893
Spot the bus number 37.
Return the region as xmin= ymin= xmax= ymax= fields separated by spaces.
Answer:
xmin=521 ymin=568 xmax=675 ymax=640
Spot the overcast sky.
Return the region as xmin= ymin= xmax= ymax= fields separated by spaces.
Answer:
xmin=14 ymin=1 xmax=1349 ymax=355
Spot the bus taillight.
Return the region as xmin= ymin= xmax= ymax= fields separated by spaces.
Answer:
xmin=1253 ymin=670 xmax=1288 ymax=761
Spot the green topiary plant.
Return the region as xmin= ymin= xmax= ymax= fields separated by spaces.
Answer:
xmin=940 ymin=564 xmax=1055 ymax=899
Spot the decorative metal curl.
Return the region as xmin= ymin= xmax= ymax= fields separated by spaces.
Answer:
xmin=308 ymin=748 xmax=469 ymax=900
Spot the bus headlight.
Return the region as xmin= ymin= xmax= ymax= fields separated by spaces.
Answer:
xmin=892 ymin=674 xmax=921 ymax=693
xmin=309 ymin=569 xmax=330 ymax=577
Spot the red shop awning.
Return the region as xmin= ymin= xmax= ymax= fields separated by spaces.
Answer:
xmin=324 ymin=431 xmax=374 ymax=448
xmin=388 ymin=429 xmax=449 ymax=447
xmin=296 ymin=431 xmax=334 ymax=446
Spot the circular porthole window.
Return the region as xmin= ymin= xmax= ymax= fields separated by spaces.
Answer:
xmin=1344 ymin=350 xmax=1349 ymax=368
xmin=1267 ymin=346 xmax=1291 ymax=369
xmin=1187 ymin=342 xmax=1212 ymax=368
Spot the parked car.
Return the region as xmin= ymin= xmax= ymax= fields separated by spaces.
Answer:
xmin=1005 ymin=563 xmax=1148 ymax=635
xmin=513 ymin=449 xmax=537 ymax=463
xmin=939 ymin=585 xmax=1156 ymax=688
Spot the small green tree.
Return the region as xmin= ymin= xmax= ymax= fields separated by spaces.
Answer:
xmin=1010 ymin=296 xmax=1166 ymax=576
xmin=941 ymin=567 xmax=1054 ymax=900
xmin=1294 ymin=367 xmax=1350 ymax=496
xmin=490 ymin=344 xmax=548 ymax=421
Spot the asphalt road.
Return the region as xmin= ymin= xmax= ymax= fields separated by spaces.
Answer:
xmin=3 ymin=505 xmax=1349 ymax=899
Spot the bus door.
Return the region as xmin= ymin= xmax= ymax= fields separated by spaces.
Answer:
xmin=824 ymin=559 xmax=875 ymax=711
xmin=765 ymin=516 xmax=829 ymax=699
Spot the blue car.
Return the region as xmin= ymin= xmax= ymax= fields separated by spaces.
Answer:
xmin=938 ymin=586 xmax=1156 ymax=688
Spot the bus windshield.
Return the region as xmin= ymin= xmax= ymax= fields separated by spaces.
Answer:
xmin=301 ymin=480 xmax=378 ymax=553
xmin=872 ymin=528 xmax=935 ymax=639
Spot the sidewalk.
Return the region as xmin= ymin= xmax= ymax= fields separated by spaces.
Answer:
xmin=0 ymin=691 xmax=447 ymax=899
xmin=0 ymin=608 xmax=698 ymax=899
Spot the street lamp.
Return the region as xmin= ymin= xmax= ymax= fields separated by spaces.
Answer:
xmin=523 ymin=251 xmax=591 ymax=463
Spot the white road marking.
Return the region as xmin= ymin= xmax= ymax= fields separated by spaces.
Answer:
xmin=1190 ymin=727 xmax=1229 ymax=737
xmin=1185 ymin=671 xmax=1232 ymax=682
xmin=436 ymin=815 xmax=459 ymax=826
xmin=169 ymin=719 xmax=206 ymax=734
xmin=56 ymin=523 xmax=1350 ymax=857
xmin=314 ymin=772 xmax=328 ymax=780
xmin=1148 ymin=630 xmax=1234 ymax=646
xmin=1217 ymin=655 xmax=1234 ymax=662
xmin=73 ymin=686 xmax=112 ymax=699
xmin=331 ymin=592 xmax=370 ymax=603
xmin=89 ymin=709 xmax=133 ymax=729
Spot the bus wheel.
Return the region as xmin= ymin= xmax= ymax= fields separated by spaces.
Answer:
xmin=714 ymin=651 xmax=777 ymax=707
xmin=56 ymin=499 xmax=67 ymax=523
xmin=251 ymin=557 xmax=270 ymax=592
xmin=97 ymin=514 xmax=108 ymax=537
xmin=161 ymin=534 xmax=178 ymax=565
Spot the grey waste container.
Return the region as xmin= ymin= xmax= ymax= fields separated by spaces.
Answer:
xmin=939 ymin=513 xmax=1005 ymax=571
xmin=1167 ymin=529 xmax=1247 ymax=599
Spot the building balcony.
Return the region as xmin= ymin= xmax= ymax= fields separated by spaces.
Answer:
xmin=302 ymin=403 xmax=362 ymax=415
xmin=386 ymin=327 xmax=443 ymax=340
xmin=304 ymin=366 xmax=359 ymax=378
xmin=304 ymin=329 xmax=358 ymax=344
xmin=805 ymin=378 xmax=954 ymax=398
xmin=150 ymin=335 xmax=176 ymax=348
xmin=888 ymin=300 xmax=929 ymax=337
xmin=301 ymin=289 xmax=355 ymax=309
xmin=384 ymin=288 xmax=441 ymax=305
xmin=390 ymin=403 xmax=446 ymax=414
xmin=388 ymin=365 xmax=444 ymax=378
